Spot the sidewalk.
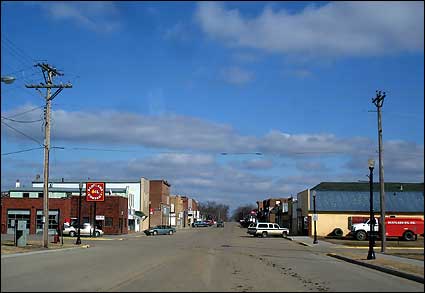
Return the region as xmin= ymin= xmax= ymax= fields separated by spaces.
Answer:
xmin=289 ymin=236 xmax=424 ymax=284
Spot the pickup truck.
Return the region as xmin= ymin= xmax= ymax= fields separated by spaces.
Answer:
xmin=247 ymin=222 xmax=289 ymax=238
xmin=350 ymin=217 xmax=424 ymax=241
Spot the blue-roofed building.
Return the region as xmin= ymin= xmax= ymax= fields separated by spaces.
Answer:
xmin=294 ymin=182 xmax=424 ymax=237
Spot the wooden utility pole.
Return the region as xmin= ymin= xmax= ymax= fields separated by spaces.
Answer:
xmin=26 ymin=63 xmax=72 ymax=248
xmin=372 ymin=90 xmax=386 ymax=253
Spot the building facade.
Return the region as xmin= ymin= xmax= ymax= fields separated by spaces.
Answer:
xmin=149 ymin=180 xmax=171 ymax=227
xmin=1 ymin=187 xmax=128 ymax=235
xmin=32 ymin=178 xmax=149 ymax=232
xmin=296 ymin=182 xmax=424 ymax=237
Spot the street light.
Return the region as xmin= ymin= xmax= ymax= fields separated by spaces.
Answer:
xmin=76 ymin=182 xmax=83 ymax=245
xmin=1 ymin=76 xmax=16 ymax=84
xmin=312 ymin=190 xmax=318 ymax=244
xmin=367 ymin=159 xmax=376 ymax=260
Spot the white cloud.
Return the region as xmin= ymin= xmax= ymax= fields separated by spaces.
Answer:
xmin=296 ymin=160 xmax=328 ymax=172
xmin=164 ymin=22 xmax=190 ymax=41
xmin=229 ymin=159 xmax=274 ymax=170
xmin=2 ymin=105 xmax=423 ymax=208
xmin=220 ymin=66 xmax=254 ymax=85
xmin=35 ymin=1 xmax=122 ymax=33
xmin=195 ymin=1 xmax=424 ymax=57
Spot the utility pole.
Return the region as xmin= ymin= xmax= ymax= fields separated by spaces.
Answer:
xmin=26 ymin=63 xmax=72 ymax=248
xmin=372 ymin=90 xmax=386 ymax=253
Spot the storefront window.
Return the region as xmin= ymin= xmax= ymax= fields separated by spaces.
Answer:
xmin=105 ymin=217 xmax=113 ymax=227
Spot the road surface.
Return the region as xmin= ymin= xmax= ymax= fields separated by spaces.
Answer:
xmin=2 ymin=223 xmax=423 ymax=292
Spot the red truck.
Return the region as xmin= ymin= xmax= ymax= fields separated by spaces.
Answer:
xmin=350 ymin=217 xmax=424 ymax=241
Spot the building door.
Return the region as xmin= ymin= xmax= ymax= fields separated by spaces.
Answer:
xmin=36 ymin=210 xmax=59 ymax=235
xmin=128 ymin=219 xmax=135 ymax=231
xmin=7 ymin=210 xmax=30 ymax=234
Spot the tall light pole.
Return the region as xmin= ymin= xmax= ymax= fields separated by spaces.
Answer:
xmin=367 ymin=159 xmax=376 ymax=260
xmin=76 ymin=182 xmax=82 ymax=245
xmin=372 ymin=90 xmax=386 ymax=253
xmin=312 ymin=190 xmax=318 ymax=244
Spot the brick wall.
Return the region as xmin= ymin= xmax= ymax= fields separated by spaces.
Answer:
xmin=1 ymin=197 xmax=72 ymax=234
xmin=1 ymin=195 xmax=128 ymax=235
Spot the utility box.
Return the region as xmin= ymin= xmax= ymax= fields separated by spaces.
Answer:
xmin=16 ymin=220 xmax=27 ymax=247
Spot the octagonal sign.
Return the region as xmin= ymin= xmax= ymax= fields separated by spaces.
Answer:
xmin=86 ymin=182 xmax=105 ymax=202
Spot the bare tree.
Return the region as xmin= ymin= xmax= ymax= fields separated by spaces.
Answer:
xmin=198 ymin=201 xmax=230 ymax=221
xmin=231 ymin=204 xmax=256 ymax=222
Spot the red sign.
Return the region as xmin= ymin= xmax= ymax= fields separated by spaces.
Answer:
xmin=86 ymin=182 xmax=105 ymax=202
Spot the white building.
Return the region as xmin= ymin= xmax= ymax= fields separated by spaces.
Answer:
xmin=32 ymin=177 xmax=150 ymax=232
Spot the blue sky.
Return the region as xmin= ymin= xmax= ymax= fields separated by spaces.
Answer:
xmin=1 ymin=1 xmax=424 ymax=210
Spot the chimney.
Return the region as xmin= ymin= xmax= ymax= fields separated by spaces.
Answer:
xmin=15 ymin=179 xmax=20 ymax=188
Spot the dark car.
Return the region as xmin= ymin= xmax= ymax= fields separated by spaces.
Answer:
xmin=216 ymin=220 xmax=224 ymax=228
xmin=144 ymin=225 xmax=176 ymax=236
xmin=192 ymin=221 xmax=209 ymax=227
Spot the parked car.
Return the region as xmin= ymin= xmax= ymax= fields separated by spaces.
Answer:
xmin=206 ymin=220 xmax=214 ymax=226
xmin=247 ymin=222 xmax=289 ymax=238
xmin=192 ymin=221 xmax=209 ymax=227
xmin=216 ymin=220 xmax=224 ymax=228
xmin=63 ymin=223 xmax=77 ymax=237
xmin=144 ymin=225 xmax=176 ymax=236
xmin=65 ymin=223 xmax=104 ymax=237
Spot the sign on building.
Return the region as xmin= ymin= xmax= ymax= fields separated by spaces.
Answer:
xmin=86 ymin=182 xmax=105 ymax=202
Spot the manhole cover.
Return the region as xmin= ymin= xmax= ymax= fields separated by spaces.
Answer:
xmin=221 ymin=244 xmax=232 ymax=247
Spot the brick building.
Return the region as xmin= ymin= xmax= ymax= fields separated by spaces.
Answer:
xmin=149 ymin=180 xmax=171 ymax=227
xmin=1 ymin=187 xmax=128 ymax=235
xmin=169 ymin=195 xmax=184 ymax=227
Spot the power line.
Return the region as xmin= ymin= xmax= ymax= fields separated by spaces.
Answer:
xmin=1 ymin=146 xmax=44 ymax=156
xmin=1 ymin=120 xmax=43 ymax=146
xmin=2 ymin=105 xmax=44 ymax=119
xmin=1 ymin=116 xmax=43 ymax=123
xmin=2 ymin=36 xmax=36 ymax=64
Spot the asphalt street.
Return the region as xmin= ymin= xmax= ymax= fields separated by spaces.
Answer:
xmin=1 ymin=223 xmax=424 ymax=292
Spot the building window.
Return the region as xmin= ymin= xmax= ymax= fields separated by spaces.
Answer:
xmin=83 ymin=217 xmax=89 ymax=224
xmin=23 ymin=193 xmax=30 ymax=198
xmin=38 ymin=193 xmax=43 ymax=198
xmin=105 ymin=217 xmax=113 ymax=227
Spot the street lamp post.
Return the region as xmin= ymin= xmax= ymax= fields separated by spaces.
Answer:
xmin=76 ymin=182 xmax=82 ymax=245
xmin=312 ymin=190 xmax=318 ymax=244
xmin=367 ymin=159 xmax=376 ymax=260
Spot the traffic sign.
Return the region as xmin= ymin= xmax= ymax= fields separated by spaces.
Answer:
xmin=86 ymin=182 xmax=105 ymax=202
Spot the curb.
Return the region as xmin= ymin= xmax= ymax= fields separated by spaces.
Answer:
xmin=289 ymin=238 xmax=314 ymax=247
xmin=327 ymin=253 xmax=424 ymax=284
xmin=1 ymin=244 xmax=90 ymax=259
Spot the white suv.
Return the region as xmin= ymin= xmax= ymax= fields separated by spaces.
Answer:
xmin=247 ymin=222 xmax=289 ymax=238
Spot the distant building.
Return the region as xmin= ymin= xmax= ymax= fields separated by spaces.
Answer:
xmin=32 ymin=178 xmax=150 ymax=233
xmin=295 ymin=182 xmax=424 ymax=237
xmin=256 ymin=197 xmax=290 ymax=227
xmin=149 ymin=180 xmax=171 ymax=227
xmin=169 ymin=195 xmax=184 ymax=228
